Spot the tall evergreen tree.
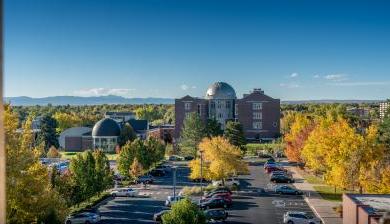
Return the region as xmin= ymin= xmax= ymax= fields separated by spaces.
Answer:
xmin=224 ymin=121 xmax=247 ymax=151
xmin=180 ymin=112 xmax=206 ymax=157
xmin=205 ymin=119 xmax=223 ymax=137
xmin=38 ymin=114 xmax=59 ymax=151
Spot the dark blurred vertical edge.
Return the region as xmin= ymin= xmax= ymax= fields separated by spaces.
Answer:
xmin=0 ymin=0 xmax=5 ymax=222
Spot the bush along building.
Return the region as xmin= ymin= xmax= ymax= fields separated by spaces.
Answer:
xmin=175 ymin=82 xmax=280 ymax=141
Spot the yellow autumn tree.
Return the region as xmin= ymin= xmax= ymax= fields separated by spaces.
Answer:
xmin=301 ymin=116 xmax=335 ymax=174
xmin=189 ymin=137 xmax=248 ymax=182
xmin=5 ymin=105 xmax=68 ymax=223
xmin=358 ymin=125 xmax=390 ymax=193
xmin=302 ymin=117 xmax=364 ymax=189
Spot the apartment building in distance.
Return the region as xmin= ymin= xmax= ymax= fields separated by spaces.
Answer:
xmin=380 ymin=101 xmax=389 ymax=120
xmin=175 ymin=82 xmax=280 ymax=141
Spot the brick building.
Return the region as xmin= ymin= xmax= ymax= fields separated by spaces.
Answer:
xmin=343 ymin=194 xmax=390 ymax=224
xmin=175 ymin=82 xmax=280 ymax=141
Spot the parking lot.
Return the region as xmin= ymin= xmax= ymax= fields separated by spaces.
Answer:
xmin=97 ymin=160 xmax=317 ymax=224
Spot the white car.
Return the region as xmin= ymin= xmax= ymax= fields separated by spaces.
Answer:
xmin=165 ymin=195 xmax=185 ymax=207
xmin=283 ymin=211 xmax=322 ymax=224
xmin=65 ymin=212 xmax=100 ymax=224
xmin=110 ymin=188 xmax=138 ymax=197
xmin=212 ymin=178 xmax=240 ymax=188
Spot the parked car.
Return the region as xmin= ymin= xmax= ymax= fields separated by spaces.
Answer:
xmin=201 ymin=195 xmax=232 ymax=207
xmin=156 ymin=164 xmax=171 ymax=172
xmin=283 ymin=211 xmax=321 ymax=224
xmin=165 ymin=195 xmax=185 ymax=207
xmin=65 ymin=212 xmax=100 ymax=224
xmin=199 ymin=198 xmax=229 ymax=210
xmin=204 ymin=209 xmax=228 ymax=222
xmin=265 ymin=166 xmax=285 ymax=174
xmin=212 ymin=178 xmax=240 ymax=188
xmin=153 ymin=209 xmax=170 ymax=223
xmin=110 ymin=188 xmax=138 ymax=197
xmin=204 ymin=192 xmax=232 ymax=200
xmin=137 ymin=175 xmax=154 ymax=184
xmin=271 ymin=175 xmax=295 ymax=183
xmin=150 ymin=169 xmax=166 ymax=177
xmin=184 ymin=155 xmax=194 ymax=161
xmin=167 ymin=155 xmax=184 ymax=161
xmin=191 ymin=177 xmax=210 ymax=183
xmin=270 ymin=170 xmax=288 ymax=176
xmin=275 ymin=185 xmax=303 ymax=195
xmin=205 ymin=187 xmax=232 ymax=196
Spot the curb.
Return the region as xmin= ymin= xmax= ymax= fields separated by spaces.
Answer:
xmin=303 ymin=195 xmax=325 ymax=224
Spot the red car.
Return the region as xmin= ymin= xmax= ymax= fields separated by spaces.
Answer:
xmin=265 ymin=166 xmax=284 ymax=174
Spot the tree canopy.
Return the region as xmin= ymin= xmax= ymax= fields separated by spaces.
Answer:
xmin=189 ymin=137 xmax=248 ymax=181
xmin=224 ymin=121 xmax=246 ymax=151
xmin=180 ymin=112 xmax=206 ymax=157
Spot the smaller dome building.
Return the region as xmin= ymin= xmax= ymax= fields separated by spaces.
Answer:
xmin=92 ymin=118 xmax=121 ymax=152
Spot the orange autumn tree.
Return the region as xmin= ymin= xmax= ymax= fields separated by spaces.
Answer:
xmin=284 ymin=114 xmax=314 ymax=163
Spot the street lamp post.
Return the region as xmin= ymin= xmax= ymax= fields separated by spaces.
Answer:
xmin=172 ymin=166 xmax=177 ymax=199
xmin=200 ymin=150 xmax=204 ymax=192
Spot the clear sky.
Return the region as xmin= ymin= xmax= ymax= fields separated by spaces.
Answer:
xmin=5 ymin=0 xmax=390 ymax=100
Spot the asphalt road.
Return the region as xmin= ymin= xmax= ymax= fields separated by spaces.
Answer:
xmin=97 ymin=160 xmax=317 ymax=224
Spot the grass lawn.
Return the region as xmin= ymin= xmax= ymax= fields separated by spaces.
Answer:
xmin=304 ymin=174 xmax=325 ymax=185
xmin=313 ymin=185 xmax=349 ymax=202
xmin=60 ymin=151 xmax=118 ymax=161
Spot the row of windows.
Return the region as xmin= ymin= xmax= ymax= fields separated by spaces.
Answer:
xmin=184 ymin=101 xmax=263 ymax=111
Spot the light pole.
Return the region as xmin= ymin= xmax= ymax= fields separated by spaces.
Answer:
xmin=199 ymin=150 xmax=204 ymax=192
xmin=172 ymin=166 xmax=177 ymax=199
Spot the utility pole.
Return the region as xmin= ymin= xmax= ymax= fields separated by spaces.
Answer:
xmin=200 ymin=150 xmax=203 ymax=192
xmin=172 ymin=166 xmax=177 ymax=200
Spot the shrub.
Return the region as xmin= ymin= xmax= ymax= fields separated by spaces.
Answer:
xmin=47 ymin=146 xmax=61 ymax=158
xmin=162 ymin=198 xmax=206 ymax=224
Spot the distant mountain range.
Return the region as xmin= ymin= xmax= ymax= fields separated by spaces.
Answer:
xmin=3 ymin=95 xmax=382 ymax=106
xmin=4 ymin=95 xmax=175 ymax=106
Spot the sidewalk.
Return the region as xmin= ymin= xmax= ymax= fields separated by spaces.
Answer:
xmin=288 ymin=166 xmax=343 ymax=224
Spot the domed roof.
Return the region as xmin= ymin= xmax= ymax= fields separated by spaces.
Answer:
xmin=205 ymin=82 xmax=236 ymax=100
xmin=92 ymin=118 xmax=121 ymax=137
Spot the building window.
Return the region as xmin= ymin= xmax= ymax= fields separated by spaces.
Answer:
xmin=273 ymin=122 xmax=278 ymax=127
xmin=211 ymin=101 xmax=215 ymax=109
xmin=185 ymin=102 xmax=191 ymax=110
xmin=197 ymin=104 xmax=202 ymax=116
xmin=226 ymin=101 xmax=231 ymax=109
xmin=253 ymin=112 xmax=262 ymax=120
xmin=217 ymin=101 xmax=222 ymax=109
xmin=253 ymin=121 xmax=262 ymax=130
xmin=252 ymin=102 xmax=262 ymax=110
xmin=185 ymin=113 xmax=191 ymax=119
xmin=218 ymin=113 xmax=223 ymax=118
xmin=235 ymin=104 xmax=238 ymax=116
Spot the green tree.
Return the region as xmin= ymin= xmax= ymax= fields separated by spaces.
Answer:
xmin=205 ymin=119 xmax=223 ymax=137
xmin=117 ymin=141 xmax=137 ymax=177
xmin=180 ymin=112 xmax=206 ymax=157
xmin=38 ymin=114 xmax=59 ymax=151
xmin=378 ymin=117 xmax=390 ymax=148
xmin=224 ymin=121 xmax=246 ymax=151
xmin=162 ymin=198 xmax=206 ymax=224
xmin=118 ymin=122 xmax=137 ymax=146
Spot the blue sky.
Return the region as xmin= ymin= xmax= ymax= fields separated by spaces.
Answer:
xmin=5 ymin=0 xmax=390 ymax=100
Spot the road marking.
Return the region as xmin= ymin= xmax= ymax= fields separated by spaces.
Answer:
xmin=272 ymin=199 xmax=286 ymax=208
